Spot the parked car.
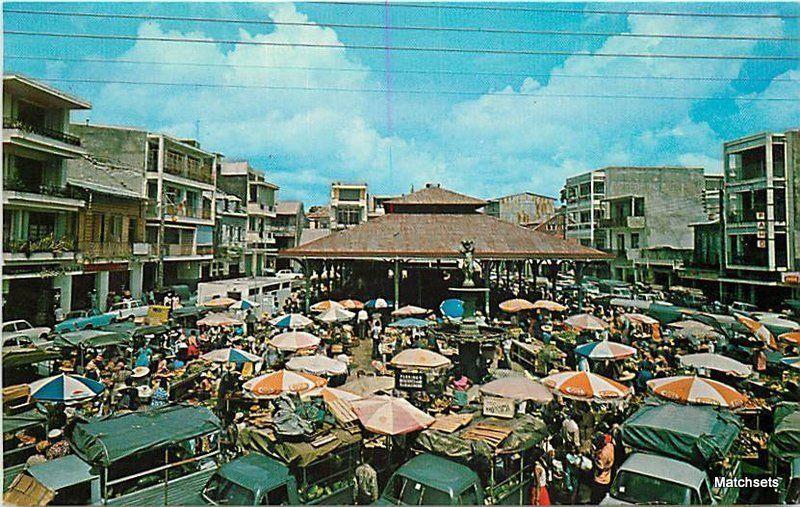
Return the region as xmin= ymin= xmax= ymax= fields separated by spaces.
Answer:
xmin=104 ymin=300 xmax=149 ymax=321
xmin=728 ymin=301 xmax=758 ymax=316
xmin=379 ymin=453 xmax=485 ymax=505
xmin=1 ymin=320 xmax=52 ymax=349
xmin=276 ymin=269 xmax=303 ymax=279
xmin=54 ymin=308 xmax=115 ymax=333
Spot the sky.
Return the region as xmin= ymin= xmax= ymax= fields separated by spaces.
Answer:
xmin=4 ymin=2 xmax=800 ymax=205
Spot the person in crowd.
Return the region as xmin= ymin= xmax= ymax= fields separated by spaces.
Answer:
xmin=354 ymin=453 xmax=379 ymax=505
xmin=591 ymin=433 xmax=615 ymax=504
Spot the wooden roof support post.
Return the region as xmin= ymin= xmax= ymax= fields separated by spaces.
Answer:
xmin=393 ymin=259 xmax=400 ymax=310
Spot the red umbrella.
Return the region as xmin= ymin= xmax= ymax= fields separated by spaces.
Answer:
xmin=351 ymin=395 xmax=434 ymax=435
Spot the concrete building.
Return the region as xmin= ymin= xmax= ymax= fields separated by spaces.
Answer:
xmin=212 ymin=190 xmax=247 ymax=279
xmin=217 ymin=161 xmax=279 ymax=277
xmin=562 ymin=170 xmax=607 ymax=249
xmin=274 ymin=201 xmax=304 ymax=249
xmin=528 ymin=205 xmax=570 ymax=238
xmin=70 ymin=123 xmax=218 ymax=290
xmin=2 ymin=75 xmax=90 ymax=325
xmin=330 ymin=182 xmax=368 ymax=229
xmin=368 ymin=194 xmax=399 ymax=220
xmin=485 ymin=192 xmax=556 ymax=226
xmin=703 ymin=174 xmax=724 ymax=221
xmin=306 ymin=206 xmax=330 ymax=229
xmin=719 ymin=129 xmax=799 ymax=306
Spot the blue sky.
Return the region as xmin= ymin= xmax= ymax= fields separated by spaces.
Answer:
xmin=5 ymin=2 xmax=799 ymax=205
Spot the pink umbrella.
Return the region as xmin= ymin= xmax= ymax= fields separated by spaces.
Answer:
xmin=351 ymin=395 xmax=435 ymax=435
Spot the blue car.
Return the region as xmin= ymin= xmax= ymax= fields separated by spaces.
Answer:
xmin=54 ymin=309 xmax=116 ymax=333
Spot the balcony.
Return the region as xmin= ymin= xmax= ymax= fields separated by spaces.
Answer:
xmin=271 ymin=225 xmax=297 ymax=237
xmin=247 ymin=202 xmax=277 ymax=216
xmin=3 ymin=117 xmax=85 ymax=158
xmin=77 ymin=241 xmax=132 ymax=259
xmin=4 ymin=117 xmax=81 ymax=146
xmin=3 ymin=234 xmax=77 ymax=261
xmin=132 ymin=242 xmax=152 ymax=256
xmin=146 ymin=203 xmax=213 ymax=222
xmin=162 ymin=161 xmax=214 ymax=185
xmin=601 ymin=215 xmax=645 ymax=229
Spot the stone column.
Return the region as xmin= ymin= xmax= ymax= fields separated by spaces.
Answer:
xmin=53 ymin=274 xmax=73 ymax=316
xmin=393 ymin=259 xmax=400 ymax=310
xmin=130 ymin=262 xmax=144 ymax=300
xmin=95 ymin=271 xmax=110 ymax=312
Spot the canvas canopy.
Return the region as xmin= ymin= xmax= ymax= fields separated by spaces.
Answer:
xmin=769 ymin=402 xmax=800 ymax=461
xmin=3 ymin=408 xmax=47 ymax=435
xmin=54 ymin=330 xmax=129 ymax=349
xmin=416 ymin=414 xmax=547 ymax=460
xmin=622 ymin=402 xmax=741 ymax=466
xmin=100 ymin=322 xmax=171 ymax=337
xmin=238 ymin=425 xmax=361 ymax=468
xmin=217 ymin=453 xmax=293 ymax=495
xmin=3 ymin=349 xmax=61 ymax=369
xmin=71 ymin=404 xmax=221 ymax=466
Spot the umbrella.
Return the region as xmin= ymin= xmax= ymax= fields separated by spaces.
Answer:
xmin=542 ymin=371 xmax=630 ymax=401
xmin=287 ymin=354 xmax=348 ymax=376
xmin=755 ymin=314 xmax=800 ymax=334
xmin=365 ymin=298 xmax=390 ymax=309
xmin=392 ymin=305 xmax=429 ymax=317
xmin=204 ymin=297 xmax=237 ymax=308
xmin=197 ymin=313 xmax=243 ymax=327
xmin=480 ymin=377 xmax=553 ymax=403
xmin=351 ymin=395 xmax=435 ymax=435
xmin=339 ymin=299 xmax=364 ymax=310
xmin=339 ymin=375 xmax=395 ymax=396
xmin=230 ymin=299 xmax=259 ymax=310
xmin=439 ymin=298 xmax=465 ymax=319
xmin=201 ymin=347 xmax=262 ymax=364
xmin=388 ymin=318 xmax=432 ymax=329
xmin=390 ymin=348 xmax=451 ymax=369
xmin=499 ymin=298 xmax=535 ymax=313
xmin=269 ymin=313 xmax=313 ymax=329
xmin=736 ymin=314 xmax=778 ymax=349
xmin=678 ymin=353 xmax=752 ymax=377
xmin=780 ymin=332 xmax=800 ymax=345
xmin=243 ymin=369 xmax=327 ymax=398
xmin=781 ymin=357 xmax=800 ymax=370
xmin=647 ymin=376 xmax=748 ymax=408
xmin=574 ymin=340 xmax=637 ymax=360
xmin=270 ymin=331 xmax=321 ymax=352
xmin=669 ymin=320 xmax=723 ymax=341
xmin=564 ymin=313 xmax=609 ymax=331
xmin=532 ymin=300 xmax=568 ymax=312
xmin=623 ymin=313 xmax=659 ymax=326
xmin=302 ymin=386 xmax=362 ymax=403
xmin=29 ymin=373 xmax=104 ymax=402
xmin=310 ymin=300 xmax=344 ymax=312
xmin=318 ymin=307 xmax=356 ymax=323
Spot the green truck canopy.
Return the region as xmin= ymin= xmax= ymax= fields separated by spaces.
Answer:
xmin=218 ymin=453 xmax=293 ymax=495
xmin=71 ymin=404 xmax=222 ymax=467
xmin=100 ymin=322 xmax=171 ymax=337
xmin=769 ymin=402 xmax=800 ymax=461
xmin=55 ymin=330 xmax=129 ymax=349
xmin=622 ymin=402 xmax=741 ymax=466
xmin=238 ymin=425 xmax=361 ymax=468
xmin=3 ymin=408 xmax=47 ymax=435
xmin=416 ymin=413 xmax=547 ymax=460
xmin=3 ymin=349 xmax=61 ymax=369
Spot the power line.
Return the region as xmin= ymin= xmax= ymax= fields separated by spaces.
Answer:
xmin=9 ymin=54 xmax=800 ymax=84
xmin=6 ymin=30 xmax=798 ymax=62
xmin=25 ymin=76 xmax=800 ymax=102
xmin=5 ymin=8 xmax=797 ymax=42
xmin=311 ymin=2 xmax=800 ymax=20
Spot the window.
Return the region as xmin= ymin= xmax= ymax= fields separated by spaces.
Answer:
xmin=17 ymin=321 xmax=31 ymax=330
xmin=617 ymin=234 xmax=625 ymax=251
xmin=337 ymin=188 xmax=361 ymax=201
xmin=458 ymin=485 xmax=479 ymax=505
xmin=166 ymin=150 xmax=183 ymax=172
xmin=28 ymin=212 xmax=55 ymax=240
xmin=773 ymin=143 xmax=786 ymax=178
xmin=630 ymin=233 xmax=640 ymax=249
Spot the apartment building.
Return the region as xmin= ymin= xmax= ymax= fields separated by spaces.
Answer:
xmin=330 ymin=182 xmax=368 ymax=229
xmin=218 ymin=161 xmax=279 ymax=277
xmin=2 ymin=75 xmax=90 ymax=325
xmin=71 ymin=123 xmax=218 ymax=290
xmin=212 ymin=191 xmax=247 ymax=279
xmin=274 ymin=201 xmax=304 ymax=250
xmin=720 ymin=129 xmax=799 ymax=306
xmin=703 ymin=174 xmax=724 ymax=221
xmin=368 ymin=194 xmax=398 ymax=220
xmin=562 ymin=170 xmax=607 ymax=249
xmin=306 ymin=206 xmax=330 ymax=229
xmin=485 ymin=192 xmax=556 ymax=226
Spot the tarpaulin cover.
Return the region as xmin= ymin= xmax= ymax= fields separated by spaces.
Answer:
xmin=3 ymin=408 xmax=47 ymax=435
xmin=415 ymin=414 xmax=547 ymax=460
xmin=100 ymin=322 xmax=171 ymax=337
xmin=54 ymin=330 xmax=129 ymax=349
xmin=71 ymin=404 xmax=221 ymax=466
xmin=3 ymin=349 xmax=61 ymax=369
xmin=622 ymin=402 xmax=741 ymax=466
xmin=238 ymin=425 xmax=361 ymax=468
xmin=769 ymin=402 xmax=800 ymax=460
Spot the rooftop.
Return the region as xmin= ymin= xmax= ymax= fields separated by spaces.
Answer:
xmin=4 ymin=74 xmax=91 ymax=110
xmin=67 ymin=155 xmax=144 ymax=200
xmin=276 ymin=200 xmax=302 ymax=215
xmin=384 ymin=185 xmax=486 ymax=207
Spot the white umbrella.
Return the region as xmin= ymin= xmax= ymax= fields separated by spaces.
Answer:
xmin=287 ymin=354 xmax=348 ymax=376
xmin=270 ymin=331 xmax=321 ymax=352
xmin=679 ymin=353 xmax=752 ymax=377
xmin=318 ymin=307 xmax=356 ymax=323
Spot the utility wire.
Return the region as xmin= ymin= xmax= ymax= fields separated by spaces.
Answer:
xmin=6 ymin=30 xmax=798 ymax=61
xmin=26 ymin=76 xmax=800 ymax=102
xmin=9 ymin=55 xmax=799 ymax=84
xmin=310 ymin=2 xmax=800 ymax=20
xmin=4 ymin=8 xmax=797 ymax=42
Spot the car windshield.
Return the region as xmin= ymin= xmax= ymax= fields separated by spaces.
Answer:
xmin=66 ymin=311 xmax=87 ymax=319
xmin=384 ymin=476 xmax=453 ymax=505
xmin=611 ymin=471 xmax=693 ymax=505
xmin=206 ymin=477 xmax=255 ymax=505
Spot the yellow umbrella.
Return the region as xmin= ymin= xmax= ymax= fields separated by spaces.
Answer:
xmin=499 ymin=298 xmax=535 ymax=313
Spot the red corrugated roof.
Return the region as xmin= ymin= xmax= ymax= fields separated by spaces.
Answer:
xmin=384 ymin=186 xmax=486 ymax=206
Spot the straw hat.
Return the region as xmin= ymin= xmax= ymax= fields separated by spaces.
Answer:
xmin=132 ymin=366 xmax=150 ymax=379
xmin=47 ymin=429 xmax=63 ymax=440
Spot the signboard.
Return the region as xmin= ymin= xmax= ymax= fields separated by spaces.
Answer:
xmin=146 ymin=305 xmax=170 ymax=325
xmin=83 ymin=262 xmax=128 ymax=273
xmin=395 ymin=371 xmax=426 ymax=391
xmin=757 ymin=230 xmax=766 ymax=239
xmin=756 ymin=212 xmax=766 ymax=220
xmin=783 ymin=272 xmax=800 ymax=286
xmin=482 ymin=396 xmax=516 ymax=419
xmin=757 ymin=240 xmax=767 ymax=249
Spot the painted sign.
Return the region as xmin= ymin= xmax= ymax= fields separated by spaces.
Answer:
xmin=482 ymin=396 xmax=516 ymax=419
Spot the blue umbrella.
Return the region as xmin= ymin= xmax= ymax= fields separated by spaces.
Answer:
xmin=365 ymin=298 xmax=393 ymax=309
xmin=388 ymin=318 xmax=432 ymax=329
xmin=201 ymin=347 xmax=262 ymax=364
xmin=29 ymin=373 xmax=104 ymax=402
xmin=440 ymin=299 xmax=465 ymax=319
xmin=269 ymin=313 xmax=313 ymax=329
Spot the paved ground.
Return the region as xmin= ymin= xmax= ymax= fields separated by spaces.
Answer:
xmin=348 ymin=334 xmax=374 ymax=378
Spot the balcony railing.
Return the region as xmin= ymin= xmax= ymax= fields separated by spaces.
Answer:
xmin=4 ymin=117 xmax=81 ymax=146
xmin=146 ymin=203 xmax=212 ymax=220
xmin=167 ymin=244 xmax=195 ymax=256
xmin=3 ymin=235 xmax=75 ymax=254
xmin=3 ymin=178 xmax=80 ymax=199
xmin=77 ymin=241 xmax=132 ymax=259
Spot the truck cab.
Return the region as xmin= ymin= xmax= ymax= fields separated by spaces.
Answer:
xmin=604 ymin=453 xmax=719 ymax=505
xmin=201 ymin=453 xmax=300 ymax=505
xmin=379 ymin=453 xmax=484 ymax=506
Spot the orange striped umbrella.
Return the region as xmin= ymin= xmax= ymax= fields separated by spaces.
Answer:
xmin=310 ymin=300 xmax=344 ymax=312
xmin=243 ymin=369 xmax=327 ymax=398
xmin=779 ymin=331 xmax=800 ymax=346
xmin=647 ymin=375 xmax=748 ymax=408
xmin=338 ymin=299 xmax=364 ymax=310
xmin=564 ymin=313 xmax=609 ymax=331
xmin=499 ymin=298 xmax=536 ymax=313
xmin=736 ymin=315 xmax=778 ymax=349
xmin=542 ymin=371 xmax=630 ymax=401
xmin=391 ymin=305 xmax=429 ymax=317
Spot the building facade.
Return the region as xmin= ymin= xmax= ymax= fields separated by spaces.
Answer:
xmin=330 ymin=182 xmax=368 ymax=229
xmin=485 ymin=192 xmax=556 ymax=226
xmin=212 ymin=191 xmax=246 ymax=279
xmin=562 ymin=170 xmax=606 ymax=249
xmin=2 ymin=76 xmax=91 ymax=325
xmin=217 ymin=161 xmax=279 ymax=277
